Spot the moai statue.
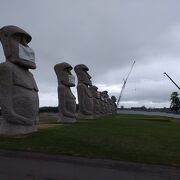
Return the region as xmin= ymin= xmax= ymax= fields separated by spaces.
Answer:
xmin=101 ymin=91 xmax=109 ymax=115
xmin=106 ymin=93 xmax=113 ymax=114
xmin=99 ymin=91 xmax=106 ymax=115
xmin=89 ymin=85 xmax=101 ymax=117
xmin=111 ymin=96 xmax=117 ymax=114
xmin=109 ymin=97 xmax=115 ymax=114
xmin=74 ymin=64 xmax=93 ymax=119
xmin=0 ymin=25 xmax=39 ymax=135
xmin=54 ymin=62 xmax=76 ymax=123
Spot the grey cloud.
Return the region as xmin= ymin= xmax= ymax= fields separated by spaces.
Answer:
xmin=1 ymin=0 xmax=180 ymax=107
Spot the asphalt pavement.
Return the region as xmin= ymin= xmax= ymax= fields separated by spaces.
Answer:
xmin=0 ymin=150 xmax=179 ymax=180
xmin=117 ymin=110 xmax=180 ymax=119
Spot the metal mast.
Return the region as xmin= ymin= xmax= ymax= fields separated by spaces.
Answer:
xmin=117 ymin=61 xmax=136 ymax=107
xmin=164 ymin=72 xmax=180 ymax=90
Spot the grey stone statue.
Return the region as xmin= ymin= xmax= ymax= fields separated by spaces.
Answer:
xmin=0 ymin=25 xmax=39 ymax=135
xmin=99 ymin=91 xmax=106 ymax=115
xmin=54 ymin=62 xmax=76 ymax=123
xmin=108 ymin=97 xmax=115 ymax=114
xmin=74 ymin=64 xmax=93 ymax=119
xmin=89 ymin=85 xmax=101 ymax=117
xmin=111 ymin=96 xmax=117 ymax=113
xmin=106 ymin=93 xmax=112 ymax=114
xmin=101 ymin=91 xmax=109 ymax=114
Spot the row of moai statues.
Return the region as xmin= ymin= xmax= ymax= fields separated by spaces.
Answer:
xmin=54 ymin=63 xmax=117 ymax=123
xmin=0 ymin=25 xmax=117 ymax=135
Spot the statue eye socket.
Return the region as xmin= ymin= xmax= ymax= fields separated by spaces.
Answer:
xmin=66 ymin=68 xmax=72 ymax=74
xmin=12 ymin=34 xmax=28 ymax=46
xmin=12 ymin=35 xmax=21 ymax=42
xmin=21 ymin=37 xmax=28 ymax=46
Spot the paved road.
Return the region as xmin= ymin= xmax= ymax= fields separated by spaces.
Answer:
xmin=0 ymin=150 xmax=179 ymax=180
xmin=118 ymin=110 xmax=180 ymax=119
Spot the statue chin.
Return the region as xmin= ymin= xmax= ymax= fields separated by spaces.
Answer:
xmin=61 ymin=80 xmax=74 ymax=87
xmin=85 ymin=81 xmax=92 ymax=86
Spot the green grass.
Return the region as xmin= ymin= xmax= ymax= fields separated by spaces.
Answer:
xmin=0 ymin=114 xmax=180 ymax=166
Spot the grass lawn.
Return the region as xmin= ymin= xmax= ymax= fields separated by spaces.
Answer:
xmin=0 ymin=113 xmax=180 ymax=166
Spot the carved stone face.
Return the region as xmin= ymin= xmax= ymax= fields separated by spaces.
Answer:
xmin=89 ymin=85 xmax=99 ymax=98
xmin=74 ymin=64 xmax=92 ymax=86
xmin=0 ymin=25 xmax=36 ymax=69
xmin=97 ymin=91 xmax=101 ymax=99
xmin=54 ymin=62 xmax=75 ymax=87
xmin=102 ymin=91 xmax=109 ymax=102
xmin=111 ymin=96 xmax=117 ymax=103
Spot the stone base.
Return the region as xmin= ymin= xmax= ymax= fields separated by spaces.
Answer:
xmin=57 ymin=118 xmax=76 ymax=123
xmin=93 ymin=114 xmax=101 ymax=119
xmin=57 ymin=113 xmax=76 ymax=123
xmin=77 ymin=113 xmax=94 ymax=120
xmin=0 ymin=120 xmax=37 ymax=135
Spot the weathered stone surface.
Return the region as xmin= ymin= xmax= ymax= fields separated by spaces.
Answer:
xmin=54 ymin=62 xmax=76 ymax=123
xmin=99 ymin=91 xmax=106 ymax=115
xmin=107 ymin=97 xmax=113 ymax=114
xmin=101 ymin=91 xmax=109 ymax=114
xmin=0 ymin=121 xmax=37 ymax=135
xmin=74 ymin=64 xmax=93 ymax=119
xmin=0 ymin=25 xmax=39 ymax=135
xmin=89 ymin=85 xmax=101 ymax=117
xmin=111 ymin=96 xmax=117 ymax=113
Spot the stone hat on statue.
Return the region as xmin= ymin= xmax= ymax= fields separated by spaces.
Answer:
xmin=74 ymin=64 xmax=89 ymax=72
xmin=0 ymin=25 xmax=32 ymax=43
xmin=54 ymin=62 xmax=73 ymax=72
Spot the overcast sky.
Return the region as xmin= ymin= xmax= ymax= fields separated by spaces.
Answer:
xmin=1 ymin=0 xmax=180 ymax=108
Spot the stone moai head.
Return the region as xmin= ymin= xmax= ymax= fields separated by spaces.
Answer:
xmin=74 ymin=64 xmax=92 ymax=86
xmin=54 ymin=62 xmax=75 ymax=87
xmin=111 ymin=96 xmax=117 ymax=113
xmin=102 ymin=91 xmax=108 ymax=102
xmin=111 ymin=96 xmax=117 ymax=103
xmin=89 ymin=85 xmax=101 ymax=116
xmin=102 ymin=91 xmax=109 ymax=113
xmin=89 ymin=85 xmax=99 ymax=98
xmin=0 ymin=25 xmax=36 ymax=69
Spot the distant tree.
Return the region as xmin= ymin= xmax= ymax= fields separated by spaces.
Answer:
xmin=141 ymin=105 xmax=147 ymax=110
xmin=39 ymin=106 xmax=58 ymax=113
xmin=170 ymin=92 xmax=180 ymax=113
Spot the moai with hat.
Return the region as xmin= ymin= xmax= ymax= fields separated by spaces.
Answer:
xmin=89 ymin=85 xmax=101 ymax=117
xmin=0 ymin=25 xmax=39 ymax=135
xmin=111 ymin=96 xmax=117 ymax=114
xmin=101 ymin=91 xmax=109 ymax=114
xmin=99 ymin=91 xmax=106 ymax=115
xmin=54 ymin=62 xmax=76 ymax=123
xmin=74 ymin=64 xmax=93 ymax=119
xmin=109 ymin=97 xmax=115 ymax=114
xmin=106 ymin=92 xmax=113 ymax=114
